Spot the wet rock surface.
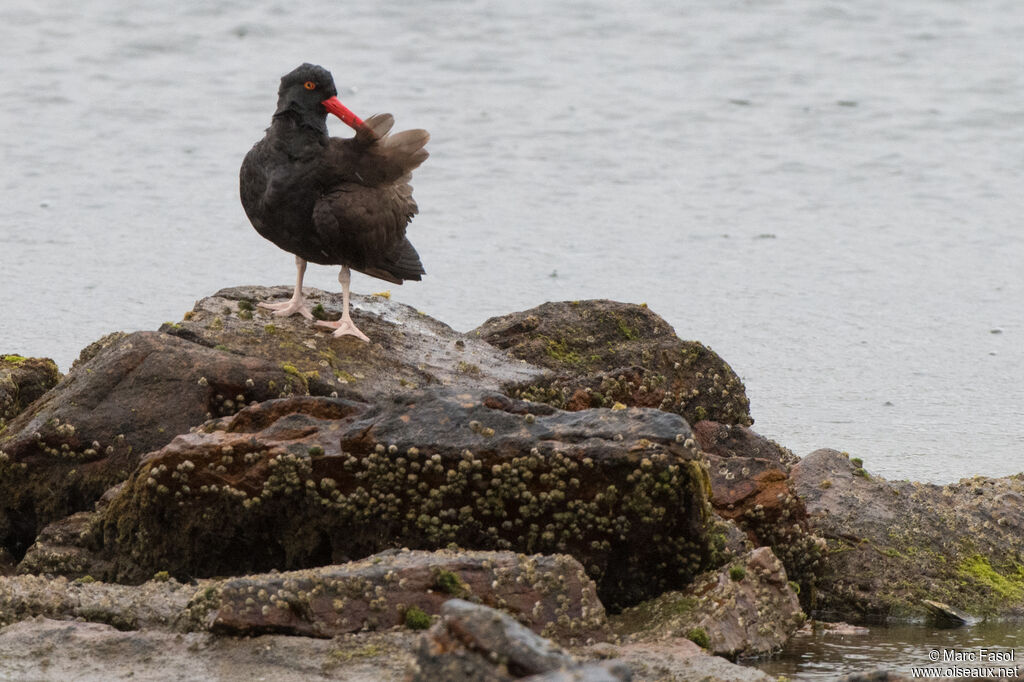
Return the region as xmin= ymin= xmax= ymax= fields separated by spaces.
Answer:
xmin=613 ymin=547 xmax=804 ymax=660
xmin=792 ymin=448 xmax=1024 ymax=620
xmin=472 ymin=300 xmax=752 ymax=428
xmin=163 ymin=286 xmax=545 ymax=402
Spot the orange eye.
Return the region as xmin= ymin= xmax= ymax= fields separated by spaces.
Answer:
xmin=304 ymin=81 xmax=316 ymax=90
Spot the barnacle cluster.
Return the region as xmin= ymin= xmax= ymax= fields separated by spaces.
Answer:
xmin=109 ymin=431 xmax=715 ymax=609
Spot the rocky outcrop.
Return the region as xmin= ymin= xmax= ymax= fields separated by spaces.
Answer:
xmin=613 ymin=547 xmax=804 ymax=660
xmin=20 ymin=289 xmax=1005 ymax=678
xmin=0 ymin=287 xmax=544 ymax=562
xmin=16 ymin=511 xmax=112 ymax=579
xmin=792 ymin=448 xmax=1024 ymax=620
xmin=85 ymin=388 xmax=712 ymax=610
xmin=0 ymin=354 xmax=60 ymax=426
xmin=472 ymin=300 xmax=752 ymax=428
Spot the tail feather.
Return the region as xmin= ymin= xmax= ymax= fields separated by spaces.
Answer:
xmin=360 ymin=237 xmax=424 ymax=284
xmin=383 ymin=129 xmax=430 ymax=172
xmin=355 ymin=113 xmax=429 ymax=175
xmin=358 ymin=113 xmax=395 ymax=141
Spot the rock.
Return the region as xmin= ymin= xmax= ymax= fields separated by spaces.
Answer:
xmin=613 ymin=547 xmax=804 ymax=660
xmin=0 ymin=331 xmax=313 ymax=556
xmin=791 ymin=448 xmax=1024 ymax=620
xmin=472 ymin=300 xmax=752 ymax=428
xmin=162 ymin=286 xmax=545 ymax=402
xmin=202 ymin=549 xmax=607 ymax=644
xmin=921 ymin=599 xmax=977 ymax=628
xmin=795 ymin=620 xmax=870 ymax=636
xmin=17 ymin=511 xmax=112 ymax=579
xmin=0 ymin=354 xmax=61 ymax=424
xmin=607 ymin=638 xmax=775 ymax=681
xmin=93 ymin=389 xmax=713 ymax=609
xmin=410 ymin=598 xmax=578 ymax=681
xmin=3 ymin=548 xmax=603 ymax=645
xmin=0 ymin=548 xmax=15 ymax=577
xmin=837 ymin=673 xmax=911 ymax=682
xmin=692 ymin=421 xmax=797 ymax=468
xmin=1 ymin=289 xmax=544 ymax=561
xmin=0 ymin=573 xmax=197 ymax=630
xmin=709 ymin=516 xmax=754 ymax=560
xmin=522 ymin=661 xmax=633 ymax=681
xmin=696 ymin=423 xmax=824 ymax=607
xmin=0 ymin=617 xmax=415 ymax=681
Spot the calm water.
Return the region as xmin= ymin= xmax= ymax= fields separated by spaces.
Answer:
xmin=748 ymin=622 xmax=1024 ymax=680
xmin=1 ymin=0 xmax=1022 ymax=487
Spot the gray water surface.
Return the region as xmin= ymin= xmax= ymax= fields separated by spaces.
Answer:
xmin=1 ymin=0 xmax=1022 ymax=484
xmin=748 ymin=622 xmax=1024 ymax=680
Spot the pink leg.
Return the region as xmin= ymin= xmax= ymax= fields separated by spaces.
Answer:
xmin=315 ymin=266 xmax=370 ymax=341
xmin=259 ymin=255 xmax=313 ymax=320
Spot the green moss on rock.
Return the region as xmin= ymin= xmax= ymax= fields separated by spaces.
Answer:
xmin=404 ymin=605 xmax=431 ymax=630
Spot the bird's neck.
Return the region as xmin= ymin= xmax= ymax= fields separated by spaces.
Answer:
xmin=271 ymin=109 xmax=329 ymax=139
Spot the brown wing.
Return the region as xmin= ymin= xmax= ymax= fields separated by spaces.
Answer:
xmin=311 ymin=182 xmax=424 ymax=283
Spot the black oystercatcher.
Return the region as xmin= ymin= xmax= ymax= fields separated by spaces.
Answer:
xmin=240 ymin=63 xmax=429 ymax=341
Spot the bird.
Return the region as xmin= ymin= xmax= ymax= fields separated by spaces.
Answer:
xmin=240 ymin=63 xmax=429 ymax=341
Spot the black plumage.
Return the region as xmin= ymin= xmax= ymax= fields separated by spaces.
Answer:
xmin=240 ymin=63 xmax=429 ymax=340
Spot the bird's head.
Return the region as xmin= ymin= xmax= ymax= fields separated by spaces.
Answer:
xmin=274 ymin=63 xmax=366 ymax=135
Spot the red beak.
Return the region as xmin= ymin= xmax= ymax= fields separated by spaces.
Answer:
xmin=322 ymin=96 xmax=366 ymax=131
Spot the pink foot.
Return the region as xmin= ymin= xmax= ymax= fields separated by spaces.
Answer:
xmin=258 ymin=297 xmax=313 ymax=320
xmin=315 ymin=317 xmax=370 ymax=342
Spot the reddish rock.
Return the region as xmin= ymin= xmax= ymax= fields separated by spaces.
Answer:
xmin=692 ymin=421 xmax=797 ymax=468
xmin=692 ymin=421 xmax=823 ymax=608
